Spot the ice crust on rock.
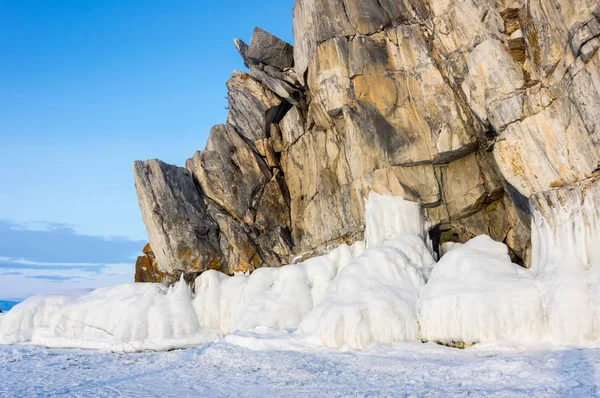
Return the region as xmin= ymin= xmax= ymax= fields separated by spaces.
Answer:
xmin=418 ymin=236 xmax=546 ymax=345
xmin=31 ymin=278 xmax=218 ymax=352
xmin=193 ymin=242 xmax=365 ymax=336
xmin=0 ymin=280 xmax=217 ymax=352
xmin=419 ymin=179 xmax=600 ymax=346
xmin=298 ymin=238 xmax=434 ymax=349
xmin=193 ymin=194 xmax=436 ymax=349
xmin=4 ymin=189 xmax=600 ymax=351
xmin=365 ymin=192 xmax=432 ymax=252
xmin=530 ymin=179 xmax=600 ymax=343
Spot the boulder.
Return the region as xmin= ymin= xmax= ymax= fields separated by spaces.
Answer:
xmin=246 ymin=27 xmax=294 ymax=70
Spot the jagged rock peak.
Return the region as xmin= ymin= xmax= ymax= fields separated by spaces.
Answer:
xmin=234 ymin=27 xmax=294 ymax=71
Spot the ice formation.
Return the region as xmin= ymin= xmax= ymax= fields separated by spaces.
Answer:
xmin=364 ymin=193 xmax=432 ymax=251
xmin=529 ymin=179 xmax=600 ymax=343
xmin=298 ymin=238 xmax=433 ymax=349
xmin=3 ymin=186 xmax=600 ymax=351
xmin=0 ymin=290 xmax=91 ymax=345
xmin=193 ymin=242 xmax=364 ymax=336
xmin=418 ymin=236 xmax=545 ymax=345
xmin=31 ymin=280 xmax=218 ymax=351
xmin=195 ymin=193 xmax=436 ymax=349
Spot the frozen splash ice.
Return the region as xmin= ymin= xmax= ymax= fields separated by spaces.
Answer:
xmin=418 ymin=236 xmax=546 ymax=345
xmin=365 ymin=192 xmax=433 ymax=252
xmin=4 ymin=187 xmax=600 ymax=351
xmin=0 ymin=193 xmax=435 ymax=351
xmin=530 ymin=177 xmax=600 ymax=275
xmin=418 ymin=177 xmax=600 ymax=346
xmin=530 ymin=177 xmax=600 ymax=343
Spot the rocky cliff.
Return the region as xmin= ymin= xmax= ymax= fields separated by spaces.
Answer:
xmin=134 ymin=0 xmax=600 ymax=283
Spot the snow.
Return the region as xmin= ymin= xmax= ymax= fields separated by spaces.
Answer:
xmin=2 ymin=341 xmax=600 ymax=397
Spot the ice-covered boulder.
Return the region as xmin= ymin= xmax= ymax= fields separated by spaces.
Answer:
xmin=418 ymin=236 xmax=545 ymax=346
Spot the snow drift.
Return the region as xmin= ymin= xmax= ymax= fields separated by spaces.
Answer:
xmin=3 ymin=184 xmax=600 ymax=351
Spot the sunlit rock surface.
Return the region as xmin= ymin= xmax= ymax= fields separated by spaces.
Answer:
xmin=132 ymin=1 xmax=600 ymax=283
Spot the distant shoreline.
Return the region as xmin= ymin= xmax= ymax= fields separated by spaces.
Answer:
xmin=0 ymin=300 xmax=21 ymax=312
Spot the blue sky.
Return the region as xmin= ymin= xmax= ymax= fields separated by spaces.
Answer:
xmin=0 ymin=0 xmax=294 ymax=299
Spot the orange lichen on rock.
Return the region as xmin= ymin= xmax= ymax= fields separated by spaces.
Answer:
xmin=134 ymin=246 xmax=167 ymax=283
xmin=142 ymin=243 xmax=153 ymax=255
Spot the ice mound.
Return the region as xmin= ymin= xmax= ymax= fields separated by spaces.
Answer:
xmin=1 ymin=279 xmax=217 ymax=351
xmin=28 ymin=280 xmax=217 ymax=352
xmin=418 ymin=236 xmax=545 ymax=345
xmin=193 ymin=242 xmax=365 ymax=335
xmin=298 ymin=236 xmax=434 ymax=349
xmin=0 ymin=290 xmax=91 ymax=345
xmin=0 ymin=193 xmax=437 ymax=351
xmin=418 ymin=179 xmax=600 ymax=346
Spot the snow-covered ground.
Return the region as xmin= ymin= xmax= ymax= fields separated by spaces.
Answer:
xmin=1 ymin=339 xmax=599 ymax=397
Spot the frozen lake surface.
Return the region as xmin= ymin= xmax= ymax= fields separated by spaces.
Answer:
xmin=1 ymin=339 xmax=599 ymax=397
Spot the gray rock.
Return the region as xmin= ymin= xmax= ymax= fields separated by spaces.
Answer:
xmin=207 ymin=203 xmax=263 ymax=274
xmin=247 ymin=27 xmax=294 ymax=70
xmin=186 ymin=124 xmax=271 ymax=222
xmin=226 ymin=71 xmax=290 ymax=142
xmin=133 ymin=0 xmax=600 ymax=280
xmin=234 ymin=38 xmax=250 ymax=68
xmin=249 ymin=65 xmax=304 ymax=106
xmin=133 ymin=159 xmax=223 ymax=279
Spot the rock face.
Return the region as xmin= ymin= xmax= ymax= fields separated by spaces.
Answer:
xmin=133 ymin=160 xmax=223 ymax=282
xmin=134 ymin=1 xmax=600 ymax=281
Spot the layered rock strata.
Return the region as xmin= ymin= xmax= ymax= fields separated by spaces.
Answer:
xmin=134 ymin=0 xmax=600 ymax=283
